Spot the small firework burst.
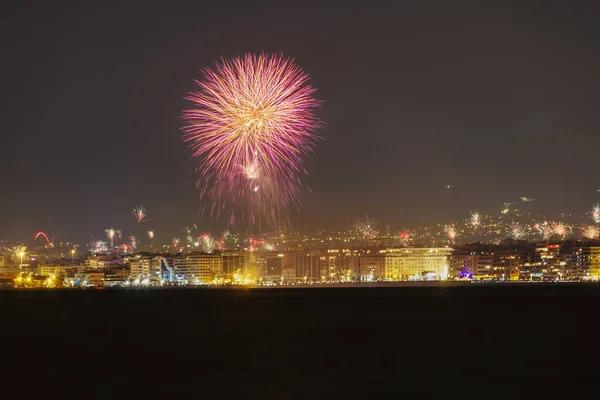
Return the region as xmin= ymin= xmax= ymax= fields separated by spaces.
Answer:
xmin=550 ymin=222 xmax=569 ymax=239
xmin=200 ymin=233 xmax=217 ymax=253
xmin=470 ymin=211 xmax=481 ymax=228
xmin=89 ymin=239 xmax=108 ymax=254
xmin=133 ymin=206 xmax=148 ymax=223
xmin=510 ymin=223 xmax=526 ymax=240
xmin=533 ymin=221 xmax=552 ymax=240
xmin=592 ymin=204 xmax=600 ymax=224
xmin=399 ymin=230 xmax=410 ymax=246
xmin=105 ymin=228 xmax=116 ymax=248
xmin=352 ymin=214 xmax=378 ymax=238
xmin=583 ymin=226 xmax=598 ymax=239
xmin=444 ymin=225 xmax=457 ymax=244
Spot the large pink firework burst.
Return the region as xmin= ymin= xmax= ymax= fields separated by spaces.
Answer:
xmin=182 ymin=53 xmax=322 ymax=227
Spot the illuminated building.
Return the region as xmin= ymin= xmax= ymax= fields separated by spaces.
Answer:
xmin=359 ymin=254 xmax=385 ymax=281
xmin=560 ymin=244 xmax=598 ymax=281
xmin=37 ymin=265 xmax=80 ymax=278
xmin=85 ymin=254 xmax=122 ymax=270
xmin=282 ymin=267 xmax=295 ymax=280
xmin=173 ymin=253 xmax=222 ymax=284
xmin=73 ymin=272 xmax=105 ymax=287
xmin=0 ymin=264 xmax=20 ymax=276
xmin=222 ymin=252 xmax=247 ymax=282
xmin=257 ymin=252 xmax=285 ymax=281
xmin=590 ymin=247 xmax=600 ymax=280
xmin=382 ymin=248 xmax=452 ymax=280
xmin=520 ymin=244 xmax=562 ymax=281
xmin=347 ymin=253 xmax=360 ymax=281
xmin=130 ymin=255 xmax=165 ymax=282
xmin=449 ymin=250 xmax=476 ymax=279
xmin=293 ymin=252 xmax=322 ymax=282
xmin=130 ymin=256 xmax=150 ymax=279
xmin=494 ymin=253 xmax=521 ymax=281
xmin=449 ymin=242 xmax=536 ymax=281
xmin=325 ymin=249 xmax=352 ymax=281
xmin=367 ymin=236 xmax=396 ymax=248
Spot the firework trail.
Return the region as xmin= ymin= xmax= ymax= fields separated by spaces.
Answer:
xmin=34 ymin=232 xmax=52 ymax=247
xmin=105 ymin=228 xmax=116 ymax=249
xmin=133 ymin=206 xmax=148 ymax=223
xmin=182 ymin=53 xmax=322 ymax=227
xmin=470 ymin=211 xmax=481 ymax=228
xmin=352 ymin=215 xmax=378 ymax=238
xmin=148 ymin=231 xmax=155 ymax=248
xmin=172 ymin=238 xmax=181 ymax=249
xmin=592 ymin=204 xmax=600 ymax=224
xmin=444 ymin=225 xmax=457 ymax=244
xmin=128 ymin=234 xmax=138 ymax=250
xmin=184 ymin=226 xmax=195 ymax=246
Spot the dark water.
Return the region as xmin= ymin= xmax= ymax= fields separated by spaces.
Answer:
xmin=1 ymin=284 xmax=598 ymax=398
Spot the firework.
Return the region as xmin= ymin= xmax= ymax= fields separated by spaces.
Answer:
xmin=510 ymin=223 xmax=526 ymax=240
xmin=200 ymin=233 xmax=217 ymax=253
xmin=592 ymin=204 xmax=600 ymax=224
xmin=534 ymin=221 xmax=552 ymax=240
xmin=89 ymin=239 xmax=108 ymax=254
xmin=105 ymin=228 xmax=116 ymax=249
xmin=470 ymin=211 xmax=481 ymax=228
xmin=550 ymin=222 xmax=569 ymax=239
xmin=352 ymin=215 xmax=378 ymax=238
xmin=34 ymin=232 xmax=51 ymax=247
xmin=133 ymin=206 xmax=148 ymax=223
xmin=583 ymin=226 xmax=599 ymax=239
xmin=399 ymin=230 xmax=410 ymax=246
xmin=182 ymin=53 xmax=322 ymax=226
xmin=172 ymin=238 xmax=181 ymax=249
xmin=148 ymin=231 xmax=155 ymax=248
xmin=444 ymin=225 xmax=457 ymax=244
xmin=128 ymin=234 xmax=138 ymax=250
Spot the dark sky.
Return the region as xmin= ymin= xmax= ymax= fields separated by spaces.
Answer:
xmin=2 ymin=0 xmax=600 ymax=244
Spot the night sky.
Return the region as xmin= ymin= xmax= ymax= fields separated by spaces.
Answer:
xmin=2 ymin=1 xmax=600 ymax=244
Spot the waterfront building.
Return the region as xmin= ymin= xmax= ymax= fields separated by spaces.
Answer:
xmin=173 ymin=253 xmax=222 ymax=284
xmin=382 ymin=248 xmax=452 ymax=280
xmin=222 ymin=251 xmax=247 ymax=282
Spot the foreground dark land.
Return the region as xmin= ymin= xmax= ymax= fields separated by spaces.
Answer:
xmin=1 ymin=284 xmax=598 ymax=398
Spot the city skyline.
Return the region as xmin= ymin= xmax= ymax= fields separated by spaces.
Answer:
xmin=4 ymin=196 xmax=600 ymax=249
xmin=2 ymin=2 xmax=600 ymax=241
